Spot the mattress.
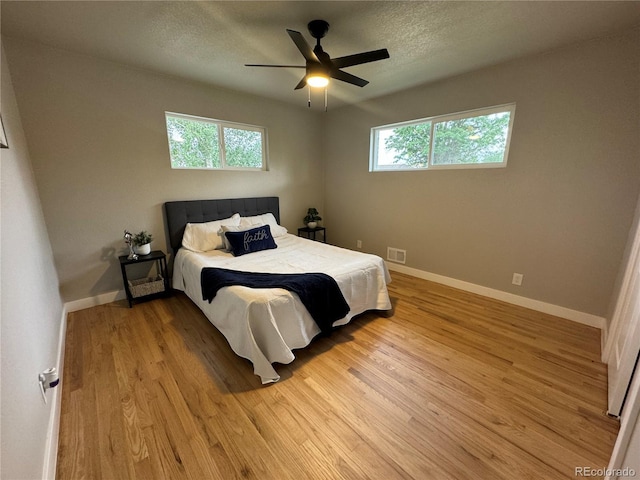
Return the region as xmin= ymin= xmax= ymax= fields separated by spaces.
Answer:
xmin=172 ymin=233 xmax=392 ymax=383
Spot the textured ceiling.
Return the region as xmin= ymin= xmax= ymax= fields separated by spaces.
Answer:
xmin=2 ymin=1 xmax=640 ymax=110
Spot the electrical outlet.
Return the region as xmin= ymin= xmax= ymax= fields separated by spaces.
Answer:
xmin=512 ymin=273 xmax=524 ymax=286
xmin=357 ymin=240 xmax=362 ymax=249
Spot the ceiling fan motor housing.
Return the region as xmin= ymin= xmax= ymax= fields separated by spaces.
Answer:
xmin=308 ymin=20 xmax=330 ymax=40
xmin=245 ymin=19 xmax=389 ymax=91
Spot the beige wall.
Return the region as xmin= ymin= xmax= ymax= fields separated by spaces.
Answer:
xmin=1 ymin=42 xmax=64 ymax=480
xmin=323 ymin=29 xmax=640 ymax=317
xmin=4 ymin=29 xmax=640 ymax=318
xmin=3 ymin=37 xmax=325 ymax=302
xmin=3 ymin=25 xmax=639 ymax=479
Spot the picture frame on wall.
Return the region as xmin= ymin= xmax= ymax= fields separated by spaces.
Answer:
xmin=0 ymin=115 xmax=8 ymax=149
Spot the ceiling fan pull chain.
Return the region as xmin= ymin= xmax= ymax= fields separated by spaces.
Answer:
xmin=308 ymin=86 xmax=311 ymax=108
xmin=324 ymin=87 xmax=328 ymax=112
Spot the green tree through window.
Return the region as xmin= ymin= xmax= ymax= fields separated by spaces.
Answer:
xmin=372 ymin=104 xmax=515 ymax=171
xmin=432 ymin=113 xmax=510 ymax=165
xmin=383 ymin=123 xmax=431 ymax=168
xmin=167 ymin=117 xmax=220 ymax=168
xmin=166 ymin=113 xmax=266 ymax=170
xmin=223 ymin=127 xmax=263 ymax=168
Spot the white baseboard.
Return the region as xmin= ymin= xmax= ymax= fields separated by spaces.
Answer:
xmin=68 ymin=268 xmax=605 ymax=330
xmin=44 ymin=270 xmax=605 ymax=478
xmin=65 ymin=289 xmax=126 ymax=313
xmin=42 ymin=290 xmax=126 ymax=478
xmin=386 ymin=263 xmax=605 ymax=330
xmin=42 ymin=305 xmax=68 ymax=480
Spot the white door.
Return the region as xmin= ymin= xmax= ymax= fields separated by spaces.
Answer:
xmin=607 ymin=212 xmax=640 ymax=417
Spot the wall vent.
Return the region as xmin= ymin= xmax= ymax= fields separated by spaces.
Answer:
xmin=387 ymin=247 xmax=406 ymax=264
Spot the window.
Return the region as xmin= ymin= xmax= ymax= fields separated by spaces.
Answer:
xmin=165 ymin=112 xmax=267 ymax=170
xmin=370 ymin=104 xmax=515 ymax=171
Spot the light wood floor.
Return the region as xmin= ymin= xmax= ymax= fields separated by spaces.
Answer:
xmin=57 ymin=272 xmax=619 ymax=480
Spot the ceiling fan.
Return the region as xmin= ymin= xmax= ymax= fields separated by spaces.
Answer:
xmin=245 ymin=19 xmax=390 ymax=91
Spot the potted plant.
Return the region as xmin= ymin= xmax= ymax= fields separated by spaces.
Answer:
xmin=133 ymin=230 xmax=153 ymax=255
xmin=304 ymin=208 xmax=322 ymax=229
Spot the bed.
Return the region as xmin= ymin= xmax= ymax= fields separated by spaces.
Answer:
xmin=165 ymin=197 xmax=392 ymax=383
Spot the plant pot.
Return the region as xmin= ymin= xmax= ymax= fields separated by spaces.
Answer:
xmin=307 ymin=222 xmax=318 ymax=229
xmin=134 ymin=243 xmax=151 ymax=255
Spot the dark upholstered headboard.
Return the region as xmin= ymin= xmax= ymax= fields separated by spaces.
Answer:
xmin=164 ymin=197 xmax=280 ymax=254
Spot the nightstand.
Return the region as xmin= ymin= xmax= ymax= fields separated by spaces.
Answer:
xmin=297 ymin=226 xmax=327 ymax=243
xmin=118 ymin=250 xmax=169 ymax=307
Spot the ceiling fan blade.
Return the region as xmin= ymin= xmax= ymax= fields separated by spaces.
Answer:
xmin=330 ymin=69 xmax=369 ymax=87
xmin=294 ymin=76 xmax=307 ymax=90
xmin=286 ymin=29 xmax=319 ymax=63
xmin=331 ymin=49 xmax=390 ymax=69
xmin=245 ymin=64 xmax=306 ymax=68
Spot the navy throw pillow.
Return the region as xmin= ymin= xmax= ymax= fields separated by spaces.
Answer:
xmin=224 ymin=224 xmax=278 ymax=256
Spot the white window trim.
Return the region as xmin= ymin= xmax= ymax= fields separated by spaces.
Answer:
xmin=166 ymin=112 xmax=268 ymax=171
xmin=370 ymin=103 xmax=516 ymax=172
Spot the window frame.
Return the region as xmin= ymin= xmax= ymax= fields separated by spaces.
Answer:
xmin=370 ymin=103 xmax=516 ymax=172
xmin=165 ymin=112 xmax=268 ymax=171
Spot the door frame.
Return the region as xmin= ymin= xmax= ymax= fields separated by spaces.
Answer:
xmin=604 ymin=195 xmax=640 ymax=416
xmin=605 ymin=366 xmax=640 ymax=479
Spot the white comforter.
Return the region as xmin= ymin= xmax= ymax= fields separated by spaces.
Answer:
xmin=172 ymin=234 xmax=392 ymax=383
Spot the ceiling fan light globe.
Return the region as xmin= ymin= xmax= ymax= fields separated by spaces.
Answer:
xmin=307 ymin=75 xmax=329 ymax=88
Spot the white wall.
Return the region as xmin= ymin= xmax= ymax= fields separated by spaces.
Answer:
xmin=3 ymin=36 xmax=325 ymax=303
xmin=2 ymin=23 xmax=638 ymax=479
xmin=323 ymin=28 xmax=640 ymax=318
xmin=6 ymin=28 xmax=639 ymax=320
xmin=0 ymin=42 xmax=65 ymax=480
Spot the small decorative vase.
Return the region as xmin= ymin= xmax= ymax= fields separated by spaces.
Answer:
xmin=134 ymin=243 xmax=151 ymax=255
xmin=307 ymin=222 xmax=317 ymax=229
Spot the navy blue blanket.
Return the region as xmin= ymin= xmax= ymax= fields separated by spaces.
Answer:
xmin=201 ymin=267 xmax=350 ymax=333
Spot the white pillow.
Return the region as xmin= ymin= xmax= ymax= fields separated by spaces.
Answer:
xmin=219 ymin=222 xmax=264 ymax=251
xmin=181 ymin=213 xmax=241 ymax=252
xmin=240 ymin=213 xmax=287 ymax=237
